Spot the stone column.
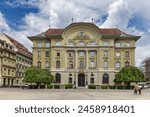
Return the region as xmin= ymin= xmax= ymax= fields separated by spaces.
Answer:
xmin=86 ymin=50 xmax=88 ymax=69
xmin=75 ymin=50 xmax=78 ymax=69
xmin=74 ymin=72 xmax=76 ymax=86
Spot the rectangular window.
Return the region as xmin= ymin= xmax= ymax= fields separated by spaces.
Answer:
xmin=116 ymin=51 xmax=120 ymax=57
xmin=90 ymin=41 xmax=96 ymax=46
xmin=37 ymin=42 xmax=42 ymax=47
xmin=38 ymin=51 xmax=41 ymax=57
xmin=104 ymin=50 xmax=108 ymax=57
xmin=125 ymin=51 xmax=129 ymax=57
xmin=90 ymin=51 xmax=95 ymax=57
xmin=79 ymin=52 xmax=84 ymax=57
xmin=90 ymin=78 xmax=94 ymax=84
xmin=103 ymin=41 xmax=109 ymax=46
xmin=124 ymin=42 xmax=130 ymax=47
xmin=45 ymin=42 xmax=50 ymax=47
xmin=115 ymin=43 xmax=121 ymax=47
xmin=69 ymin=41 xmax=74 ymax=46
xmin=45 ymin=51 xmax=49 ymax=57
xmin=57 ymin=52 xmax=60 ymax=57
xmin=68 ymin=77 xmax=72 ymax=84
xmin=79 ymin=41 xmax=84 ymax=46
xmin=45 ymin=61 xmax=49 ymax=68
xmin=56 ymin=41 xmax=61 ymax=46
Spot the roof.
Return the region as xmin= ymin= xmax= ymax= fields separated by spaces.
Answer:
xmin=28 ymin=22 xmax=141 ymax=40
xmin=45 ymin=29 xmax=64 ymax=35
xmin=32 ymin=28 xmax=122 ymax=36
xmin=4 ymin=34 xmax=32 ymax=59
xmin=100 ymin=28 xmax=121 ymax=35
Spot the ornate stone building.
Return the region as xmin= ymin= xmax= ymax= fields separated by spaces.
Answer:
xmin=0 ymin=33 xmax=32 ymax=86
xmin=28 ymin=22 xmax=140 ymax=87
xmin=0 ymin=34 xmax=16 ymax=86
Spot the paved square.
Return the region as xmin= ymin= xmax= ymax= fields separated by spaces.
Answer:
xmin=0 ymin=88 xmax=150 ymax=100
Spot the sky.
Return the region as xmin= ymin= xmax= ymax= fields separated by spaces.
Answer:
xmin=0 ymin=0 xmax=150 ymax=67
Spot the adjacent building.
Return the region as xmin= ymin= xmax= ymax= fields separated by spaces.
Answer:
xmin=140 ymin=57 xmax=150 ymax=82
xmin=0 ymin=33 xmax=32 ymax=86
xmin=0 ymin=34 xmax=16 ymax=86
xmin=28 ymin=22 xmax=140 ymax=87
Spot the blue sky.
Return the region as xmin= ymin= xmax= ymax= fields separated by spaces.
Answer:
xmin=0 ymin=0 xmax=39 ymax=30
xmin=0 ymin=0 xmax=150 ymax=66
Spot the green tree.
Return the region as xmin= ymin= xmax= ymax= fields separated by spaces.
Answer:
xmin=114 ymin=66 xmax=145 ymax=86
xmin=24 ymin=66 xmax=54 ymax=88
xmin=23 ymin=66 xmax=39 ymax=83
xmin=37 ymin=69 xmax=54 ymax=84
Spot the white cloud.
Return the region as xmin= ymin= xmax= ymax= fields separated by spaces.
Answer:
xmin=1 ymin=0 xmax=150 ymax=66
xmin=136 ymin=45 xmax=150 ymax=66
xmin=0 ymin=12 xmax=11 ymax=32
xmin=101 ymin=0 xmax=131 ymax=29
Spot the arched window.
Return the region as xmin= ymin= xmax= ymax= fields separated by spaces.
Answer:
xmin=104 ymin=60 xmax=108 ymax=69
xmin=125 ymin=61 xmax=130 ymax=67
xmin=102 ymin=73 xmax=109 ymax=84
xmin=55 ymin=73 xmax=61 ymax=83
xmin=56 ymin=60 xmax=60 ymax=68
xmin=90 ymin=61 xmax=95 ymax=68
xmin=45 ymin=61 xmax=49 ymax=68
xmin=116 ymin=61 xmax=121 ymax=70
xmin=37 ymin=61 xmax=41 ymax=68
xmin=69 ymin=61 xmax=73 ymax=68
xmin=79 ymin=61 xmax=84 ymax=68
xmin=8 ymin=69 xmax=10 ymax=75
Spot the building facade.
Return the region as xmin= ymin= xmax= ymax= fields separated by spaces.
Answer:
xmin=140 ymin=57 xmax=150 ymax=82
xmin=29 ymin=22 xmax=140 ymax=87
xmin=0 ymin=33 xmax=32 ymax=86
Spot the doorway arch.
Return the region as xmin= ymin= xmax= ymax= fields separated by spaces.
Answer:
xmin=102 ymin=73 xmax=109 ymax=84
xmin=78 ymin=74 xmax=85 ymax=87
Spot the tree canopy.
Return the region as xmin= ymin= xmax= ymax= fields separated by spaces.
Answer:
xmin=114 ymin=66 xmax=145 ymax=85
xmin=23 ymin=66 xmax=54 ymax=84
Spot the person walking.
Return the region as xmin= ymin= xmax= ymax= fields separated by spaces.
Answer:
xmin=133 ymin=83 xmax=139 ymax=95
xmin=138 ymin=85 xmax=142 ymax=95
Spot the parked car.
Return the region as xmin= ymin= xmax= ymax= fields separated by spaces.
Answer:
xmin=21 ymin=84 xmax=29 ymax=89
xmin=138 ymin=83 xmax=149 ymax=89
xmin=146 ymin=83 xmax=150 ymax=88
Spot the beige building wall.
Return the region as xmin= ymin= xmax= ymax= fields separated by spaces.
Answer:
xmin=29 ymin=23 xmax=140 ymax=87
xmin=0 ymin=38 xmax=16 ymax=86
xmin=0 ymin=33 xmax=33 ymax=86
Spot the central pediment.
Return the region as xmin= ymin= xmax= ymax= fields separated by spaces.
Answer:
xmin=62 ymin=22 xmax=102 ymax=41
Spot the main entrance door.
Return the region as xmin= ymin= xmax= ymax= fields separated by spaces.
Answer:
xmin=78 ymin=74 xmax=85 ymax=87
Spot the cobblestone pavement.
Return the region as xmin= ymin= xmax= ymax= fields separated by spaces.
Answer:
xmin=0 ymin=88 xmax=150 ymax=100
